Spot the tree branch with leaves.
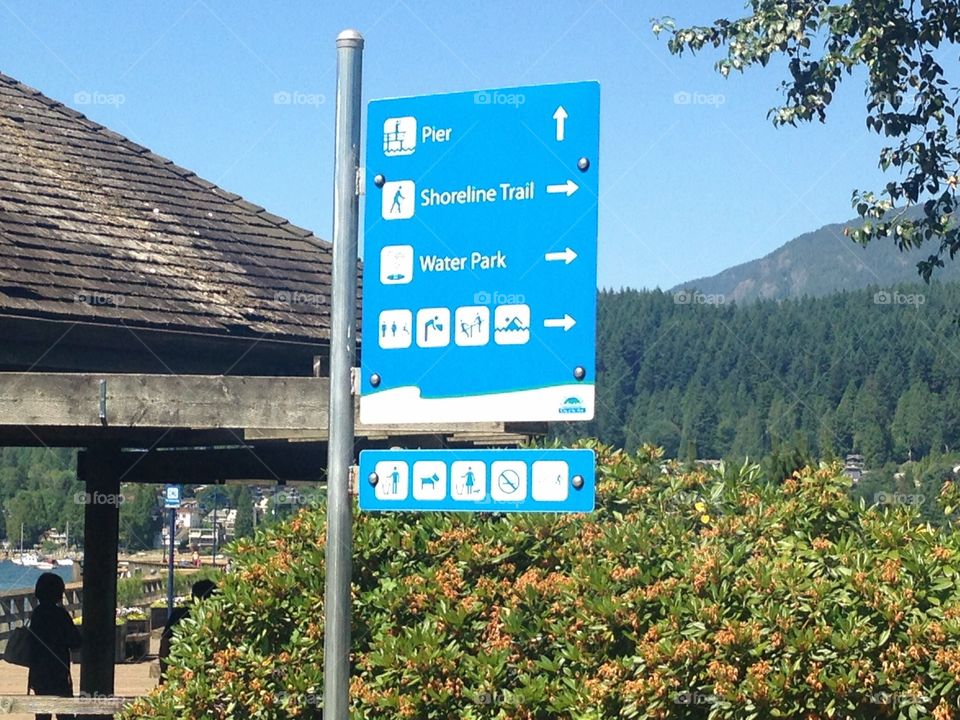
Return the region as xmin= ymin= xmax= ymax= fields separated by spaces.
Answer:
xmin=654 ymin=0 xmax=960 ymax=279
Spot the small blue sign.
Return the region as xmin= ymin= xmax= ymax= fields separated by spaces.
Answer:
xmin=361 ymin=81 xmax=599 ymax=424
xmin=164 ymin=485 xmax=181 ymax=509
xmin=358 ymin=448 xmax=595 ymax=513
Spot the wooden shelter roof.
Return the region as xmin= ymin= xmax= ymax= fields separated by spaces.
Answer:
xmin=0 ymin=72 xmax=541 ymax=452
xmin=0 ymin=72 xmax=342 ymax=345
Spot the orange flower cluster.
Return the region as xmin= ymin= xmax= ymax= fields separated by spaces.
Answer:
xmin=881 ymin=643 xmax=908 ymax=676
xmin=707 ymin=659 xmax=740 ymax=698
xmin=434 ymin=557 xmax=464 ymax=600
xmin=691 ymin=549 xmax=720 ymax=592
xmin=610 ymin=565 xmax=640 ymax=582
xmin=935 ymin=647 xmax=960 ymax=681
xmin=847 ymin=658 xmax=876 ymax=689
xmin=811 ymin=536 xmax=832 ymax=551
xmin=212 ymin=646 xmax=241 ymax=669
xmin=933 ymin=545 xmax=953 ymax=561
xmin=639 ymin=577 xmax=680 ymax=603
xmin=934 ymin=699 xmax=956 ymax=720
xmin=482 ymin=605 xmax=512 ymax=651
xmin=879 ymin=557 xmax=902 ymax=584
xmin=804 ymin=662 xmax=823 ymax=691
xmin=743 ymin=660 xmax=772 ymax=700
xmin=427 ymin=526 xmax=478 ymax=555
xmin=511 ymin=568 xmax=573 ymax=599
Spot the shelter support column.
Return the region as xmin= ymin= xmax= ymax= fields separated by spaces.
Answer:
xmin=78 ymin=444 xmax=122 ymax=717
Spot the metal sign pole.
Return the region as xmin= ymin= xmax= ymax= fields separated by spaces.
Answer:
xmin=324 ymin=28 xmax=363 ymax=720
xmin=167 ymin=507 xmax=175 ymax=616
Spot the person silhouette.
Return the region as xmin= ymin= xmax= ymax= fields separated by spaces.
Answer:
xmin=464 ymin=468 xmax=476 ymax=495
xmin=158 ymin=579 xmax=217 ymax=683
xmin=390 ymin=187 xmax=405 ymax=213
xmin=390 ymin=466 xmax=400 ymax=494
xmin=28 ymin=572 xmax=81 ymax=720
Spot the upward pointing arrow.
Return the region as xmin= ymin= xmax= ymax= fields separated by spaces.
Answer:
xmin=553 ymin=106 xmax=568 ymax=141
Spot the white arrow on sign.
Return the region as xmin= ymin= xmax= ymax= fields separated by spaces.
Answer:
xmin=546 ymin=180 xmax=579 ymax=196
xmin=553 ymin=105 xmax=568 ymax=141
xmin=543 ymin=314 xmax=576 ymax=331
xmin=544 ymin=247 xmax=578 ymax=264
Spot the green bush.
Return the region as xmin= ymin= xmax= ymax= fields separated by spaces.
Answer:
xmin=125 ymin=442 xmax=960 ymax=719
xmin=116 ymin=575 xmax=147 ymax=608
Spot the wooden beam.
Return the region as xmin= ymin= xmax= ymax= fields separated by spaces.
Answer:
xmin=103 ymin=444 xmax=326 ymax=484
xmin=98 ymin=427 xmax=540 ymax=484
xmin=0 ymin=372 xmax=545 ymax=443
xmin=0 ymin=373 xmax=328 ymax=430
xmin=0 ymin=427 xmax=243 ymax=448
xmin=0 ymin=696 xmax=132 ymax=714
xmin=247 ymin=421 xmax=548 ymax=441
xmin=0 ymin=315 xmax=324 ymax=377
xmin=78 ymin=444 xmax=122 ymax=719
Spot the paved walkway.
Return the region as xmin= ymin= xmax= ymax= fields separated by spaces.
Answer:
xmin=0 ymin=655 xmax=157 ymax=719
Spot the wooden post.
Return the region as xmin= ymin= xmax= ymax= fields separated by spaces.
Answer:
xmin=78 ymin=444 xmax=121 ymax=719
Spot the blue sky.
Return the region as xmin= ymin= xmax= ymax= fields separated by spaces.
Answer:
xmin=0 ymin=0 xmax=891 ymax=290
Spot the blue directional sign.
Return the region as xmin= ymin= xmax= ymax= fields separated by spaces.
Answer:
xmin=359 ymin=448 xmax=595 ymax=513
xmin=361 ymin=82 xmax=599 ymax=423
xmin=163 ymin=484 xmax=181 ymax=509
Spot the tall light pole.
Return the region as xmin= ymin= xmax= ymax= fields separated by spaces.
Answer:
xmin=323 ymin=28 xmax=363 ymax=720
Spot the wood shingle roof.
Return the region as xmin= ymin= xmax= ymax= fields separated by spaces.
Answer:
xmin=0 ymin=72 xmax=338 ymax=343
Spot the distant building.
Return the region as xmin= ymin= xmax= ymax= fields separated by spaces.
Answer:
xmin=41 ymin=528 xmax=68 ymax=547
xmin=176 ymin=499 xmax=201 ymax=529
xmin=223 ymin=508 xmax=237 ymax=538
xmin=187 ymin=524 xmax=226 ymax=551
xmin=843 ymin=454 xmax=865 ymax=483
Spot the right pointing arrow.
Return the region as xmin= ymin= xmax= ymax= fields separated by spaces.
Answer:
xmin=546 ymin=180 xmax=579 ymax=196
xmin=545 ymin=247 xmax=578 ymax=264
xmin=543 ymin=314 xmax=576 ymax=331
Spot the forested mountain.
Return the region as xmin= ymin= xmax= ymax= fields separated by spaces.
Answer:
xmin=672 ymin=212 xmax=960 ymax=303
xmin=0 ymin=448 xmax=82 ymax=547
xmin=568 ymin=282 xmax=960 ymax=467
